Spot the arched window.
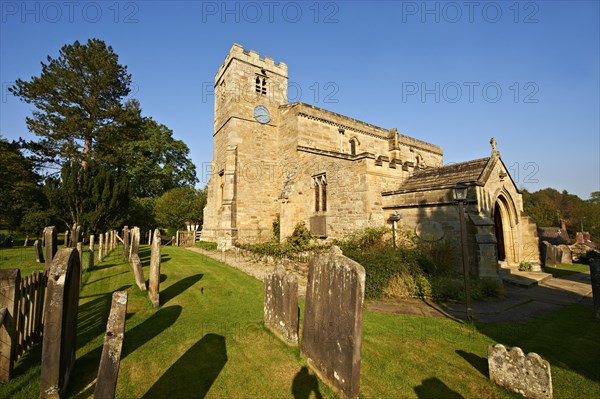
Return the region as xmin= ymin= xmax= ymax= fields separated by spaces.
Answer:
xmin=313 ymin=174 xmax=327 ymax=212
xmin=261 ymin=77 xmax=267 ymax=95
xmin=255 ymin=76 xmax=261 ymax=93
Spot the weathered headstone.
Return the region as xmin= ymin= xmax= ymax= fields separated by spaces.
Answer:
xmin=98 ymin=233 xmax=104 ymax=262
xmin=40 ymin=248 xmax=81 ymax=398
xmin=122 ymin=226 xmax=130 ymax=260
xmin=104 ymin=232 xmax=109 ymax=255
xmin=129 ymin=227 xmax=146 ymax=291
xmin=44 ymin=226 xmax=58 ymax=272
xmin=34 ymin=240 xmax=45 ymax=263
xmin=89 ymin=235 xmax=95 ymax=253
xmin=590 ymin=259 xmax=600 ymax=319
xmin=64 ymin=230 xmax=69 ymax=247
xmin=94 ymin=291 xmax=128 ymax=399
xmin=148 ymin=229 xmax=161 ymax=307
xmin=558 ymin=244 xmax=572 ymax=264
xmin=77 ymin=242 xmax=83 ymax=272
xmin=301 ymin=246 xmax=365 ymax=399
xmin=488 ymin=344 xmax=552 ymax=399
xmin=264 ymin=264 xmax=298 ymax=346
xmin=0 ymin=269 xmax=21 ymax=383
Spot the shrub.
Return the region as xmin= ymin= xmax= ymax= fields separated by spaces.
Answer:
xmin=472 ymin=278 xmax=505 ymax=300
xmin=196 ymin=241 xmax=217 ymax=250
xmin=518 ymin=261 xmax=532 ymax=272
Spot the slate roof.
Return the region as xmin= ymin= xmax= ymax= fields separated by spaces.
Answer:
xmin=537 ymin=227 xmax=570 ymax=245
xmin=397 ymin=157 xmax=491 ymax=192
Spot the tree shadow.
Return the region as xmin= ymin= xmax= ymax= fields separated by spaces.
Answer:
xmin=67 ymin=305 xmax=183 ymax=397
xmin=455 ymin=350 xmax=488 ymax=378
xmin=414 ymin=377 xmax=464 ymax=399
xmin=160 ymin=274 xmax=203 ymax=305
xmin=291 ymin=366 xmax=323 ymax=399
xmin=141 ymin=334 xmax=227 ymax=398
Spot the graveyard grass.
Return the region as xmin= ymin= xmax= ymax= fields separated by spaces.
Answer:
xmin=0 ymin=247 xmax=599 ymax=398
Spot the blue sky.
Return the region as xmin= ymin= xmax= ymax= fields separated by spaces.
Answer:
xmin=1 ymin=1 xmax=599 ymax=198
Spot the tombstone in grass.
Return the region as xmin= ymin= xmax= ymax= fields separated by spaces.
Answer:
xmin=0 ymin=269 xmax=21 ymax=383
xmin=64 ymin=230 xmax=69 ymax=247
xmin=69 ymin=224 xmax=78 ymax=247
xmin=89 ymin=234 xmax=95 ymax=253
xmin=590 ymin=259 xmax=600 ymax=319
xmin=40 ymin=248 xmax=81 ymax=398
xmin=94 ymin=291 xmax=128 ymax=399
xmin=148 ymin=229 xmax=161 ymax=307
xmin=264 ymin=264 xmax=298 ymax=346
xmin=301 ymin=246 xmax=365 ymax=399
xmin=98 ymin=233 xmax=104 ymax=262
xmin=129 ymin=227 xmax=146 ymax=291
xmin=123 ymin=226 xmax=130 ymax=259
xmin=77 ymin=243 xmax=83 ymax=271
xmin=34 ymin=240 xmax=45 ymax=263
xmin=488 ymin=344 xmax=552 ymax=399
xmin=44 ymin=226 xmax=58 ymax=272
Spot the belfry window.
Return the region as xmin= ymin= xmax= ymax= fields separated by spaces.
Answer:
xmin=256 ymin=76 xmax=267 ymax=95
xmin=313 ymin=174 xmax=327 ymax=212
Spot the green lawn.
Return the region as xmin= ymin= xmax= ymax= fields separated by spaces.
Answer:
xmin=1 ymin=246 xmax=599 ymax=398
xmin=544 ymin=263 xmax=591 ymax=278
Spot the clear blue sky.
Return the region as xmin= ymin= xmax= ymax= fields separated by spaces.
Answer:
xmin=1 ymin=1 xmax=598 ymax=199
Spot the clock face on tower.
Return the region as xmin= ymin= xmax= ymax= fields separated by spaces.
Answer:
xmin=253 ymin=105 xmax=270 ymax=124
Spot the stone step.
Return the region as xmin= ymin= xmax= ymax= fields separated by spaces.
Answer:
xmin=501 ymin=268 xmax=552 ymax=287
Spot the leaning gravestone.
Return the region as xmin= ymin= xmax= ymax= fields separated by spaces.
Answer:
xmin=488 ymin=344 xmax=552 ymax=399
xmin=264 ymin=264 xmax=298 ymax=346
xmin=44 ymin=227 xmax=58 ymax=272
xmin=40 ymin=248 xmax=81 ymax=398
xmin=129 ymin=227 xmax=146 ymax=291
xmin=148 ymin=229 xmax=161 ymax=307
xmin=94 ymin=291 xmax=128 ymax=399
xmin=301 ymin=246 xmax=365 ymax=399
xmin=590 ymin=259 xmax=600 ymax=319
xmin=123 ymin=226 xmax=130 ymax=260
xmin=34 ymin=240 xmax=45 ymax=263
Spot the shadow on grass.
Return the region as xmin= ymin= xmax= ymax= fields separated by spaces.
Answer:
xmin=141 ymin=333 xmax=227 ymax=398
xmin=291 ymin=366 xmax=323 ymax=399
xmin=139 ymin=247 xmax=172 ymax=267
xmin=455 ymin=350 xmax=488 ymax=378
xmin=161 ymin=274 xmax=203 ymax=305
xmin=414 ymin=377 xmax=463 ymax=398
xmin=475 ymin=304 xmax=600 ymax=383
xmin=68 ymin=305 xmax=183 ymax=398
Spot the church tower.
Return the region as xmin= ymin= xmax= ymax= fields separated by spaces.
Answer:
xmin=202 ymin=44 xmax=288 ymax=248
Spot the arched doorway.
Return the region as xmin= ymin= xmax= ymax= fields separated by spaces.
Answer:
xmin=494 ymin=202 xmax=506 ymax=261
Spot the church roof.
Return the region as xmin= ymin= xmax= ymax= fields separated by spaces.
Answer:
xmin=537 ymin=227 xmax=570 ymax=245
xmin=397 ymin=157 xmax=491 ymax=192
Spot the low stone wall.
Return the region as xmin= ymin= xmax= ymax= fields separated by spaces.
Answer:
xmin=488 ymin=344 xmax=552 ymax=399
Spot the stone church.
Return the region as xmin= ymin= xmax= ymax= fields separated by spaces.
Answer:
xmin=202 ymin=44 xmax=541 ymax=278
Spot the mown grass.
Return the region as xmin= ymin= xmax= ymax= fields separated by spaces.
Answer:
xmin=544 ymin=263 xmax=591 ymax=278
xmin=1 ymin=246 xmax=599 ymax=398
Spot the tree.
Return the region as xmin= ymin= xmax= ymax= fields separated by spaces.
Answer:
xmin=0 ymin=136 xmax=47 ymax=232
xmin=154 ymin=186 xmax=207 ymax=232
xmin=9 ymin=38 xmax=142 ymax=168
xmin=123 ymin=119 xmax=197 ymax=198
xmin=45 ymin=160 xmax=130 ymax=233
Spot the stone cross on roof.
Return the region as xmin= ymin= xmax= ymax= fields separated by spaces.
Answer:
xmin=490 ymin=137 xmax=500 ymax=157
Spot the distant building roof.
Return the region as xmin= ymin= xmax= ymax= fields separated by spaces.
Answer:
xmin=538 ymin=227 xmax=570 ymax=245
xmin=396 ymin=157 xmax=490 ymax=192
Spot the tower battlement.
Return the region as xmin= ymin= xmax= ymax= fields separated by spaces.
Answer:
xmin=215 ymin=43 xmax=288 ymax=83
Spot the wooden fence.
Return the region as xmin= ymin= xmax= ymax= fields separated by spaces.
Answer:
xmin=0 ymin=269 xmax=47 ymax=382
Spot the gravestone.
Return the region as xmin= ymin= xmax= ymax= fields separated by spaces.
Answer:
xmin=129 ymin=227 xmax=146 ymax=291
xmin=40 ymin=248 xmax=81 ymax=398
xmin=94 ymin=291 xmax=128 ymax=399
xmin=264 ymin=264 xmax=298 ymax=346
xmin=77 ymin=243 xmax=83 ymax=272
xmin=558 ymin=244 xmax=572 ymax=264
xmin=104 ymin=233 xmax=109 ymax=255
xmin=488 ymin=344 xmax=552 ymax=399
xmin=34 ymin=240 xmax=45 ymax=263
xmin=123 ymin=226 xmax=130 ymax=260
xmin=69 ymin=224 xmax=79 ymax=247
xmin=590 ymin=259 xmax=600 ymax=319
xmin=0 ymin=269 xmax=21 ymax=383
xmin=148 ymin=229 xmax=161 ymax=307
xmin=98 ymin=233 xmax=104 ymax=262
xmin=63 ymin=230 xmax=69 ymax=247
xmin=44 ymin=226 xmax=58 ymax=272
xmin=301 ymin=246 xmax=365 ymax=399
xmin=89 ymin=235 xmax=95 ymax=253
